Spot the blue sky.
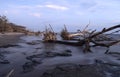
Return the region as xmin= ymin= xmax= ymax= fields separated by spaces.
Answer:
xmin=0 ymin=0 xmax=120 ymax=31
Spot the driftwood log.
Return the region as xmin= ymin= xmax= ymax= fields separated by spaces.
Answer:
xmin=44 ymin=24 xmax=120 ymax=53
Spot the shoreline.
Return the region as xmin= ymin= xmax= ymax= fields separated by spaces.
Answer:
xmin=0 ymin=33 xmax=24 ymax=46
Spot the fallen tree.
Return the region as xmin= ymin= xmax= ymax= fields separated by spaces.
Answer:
xmin=43 ymin=24 xmax=57 ymax=41
xmin=43 ymin=24 xmax=120 ymax=53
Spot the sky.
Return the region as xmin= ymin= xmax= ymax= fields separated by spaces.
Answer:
xmin=0 ymin=0 xmax=120 ymax=32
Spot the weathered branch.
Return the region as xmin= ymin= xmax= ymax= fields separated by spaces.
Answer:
xmin=89 ymin=24 xmax=120 ymax=39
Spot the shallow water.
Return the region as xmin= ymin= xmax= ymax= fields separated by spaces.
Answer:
xmin=0 ymin=35 xmax=120 ymax=77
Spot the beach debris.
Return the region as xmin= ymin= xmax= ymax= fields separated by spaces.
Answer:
xmin=45 ymin=24 xmax=120 ymax=53
xmin=43 ymin=24 xmax=57 ymax=41
xmin=60 ymin=23 xmax=90 ymax=40
xmin=6 ymin=69 xmax=14 ymax=77
xmin=82 ymin=25 xmax=120 ymax=53
xmin=60 ymin=25 xmax=70 ymax=40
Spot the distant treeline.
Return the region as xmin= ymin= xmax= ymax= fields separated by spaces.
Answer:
xmin=0 ymin=15 xmax=27 ymax=33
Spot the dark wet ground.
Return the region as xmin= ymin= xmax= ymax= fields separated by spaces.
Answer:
xmin=0 ymin=35 xmax=120 ymax=77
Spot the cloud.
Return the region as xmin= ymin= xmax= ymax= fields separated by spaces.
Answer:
xmin=14 ymin=4 xmax=69 ymax=11
xmin=29 ymin=13 xmax=41 ymax=18
xmin=45 ymin=4 xmax=69 ymax=10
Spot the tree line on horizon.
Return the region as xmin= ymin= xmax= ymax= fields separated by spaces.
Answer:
xmin=0 ymin=15 xmax=27 ymax=33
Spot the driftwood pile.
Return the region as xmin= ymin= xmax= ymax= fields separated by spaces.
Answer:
xmin=43 ymin=24 xmax=56 ymax=41
xmin=43 ymin=24 xmax=120 ymax=53
xmin=60 ymin=25 xmax=70 ymax=40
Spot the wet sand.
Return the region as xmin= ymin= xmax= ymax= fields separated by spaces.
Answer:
xmin=0 ymin=33 xmax=24 ymax=46
xmin=0 ymin=34 xmax=120 ymax=77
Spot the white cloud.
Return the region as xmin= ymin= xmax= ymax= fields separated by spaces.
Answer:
xmin=29 ymin=13 xmax=41 ymax=18
xmin=15 ymin=4 xmax=69 ymax=11
xmin=45 ymin=4 xmax=69 ymax=10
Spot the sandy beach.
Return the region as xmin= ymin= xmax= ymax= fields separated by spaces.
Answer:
xmin=0 ymin=33 xmax=24 ymax=46
xmin=0 ymin=34 xmax=120 ymax=77
xmin=1 ymin=0 xmax=120 ymax=76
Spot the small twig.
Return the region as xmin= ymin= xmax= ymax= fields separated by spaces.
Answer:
xmin=64 ymin=24 xmax=67 ymax=31
xmin=49 ymin=24 xmax=54 ymax=33
xmin=6 ymin=69 xmax=14 ymax=77
xmin=83 ymin=20 xmax=90 ymax=32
